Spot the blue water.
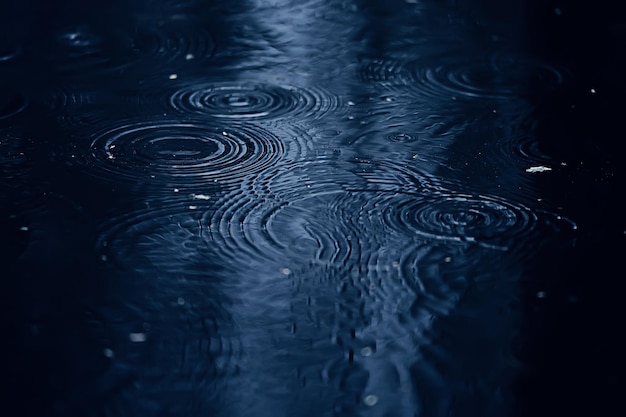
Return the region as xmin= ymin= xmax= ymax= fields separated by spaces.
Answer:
xmin=1 ymin=1 xmax=623 ymax=416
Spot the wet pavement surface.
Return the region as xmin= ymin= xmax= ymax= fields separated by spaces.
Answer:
xmin=1 ymin=1 xmax=624 ymax=416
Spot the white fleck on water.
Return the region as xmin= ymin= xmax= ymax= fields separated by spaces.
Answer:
xmin=526 ymin=166 xmax=552 ymax=173
xmin=361 ymin=347 xmax=373 ymax=357
xmin=19 ymin=226 xmax=29 ymax=231
xmin=192 ymin=194 xmax=211 ymax=200
xmin=129 ymin=332 xmax=147 ymax=342
xmin=169 ymin=74 xmax=178 ymax=80
xmin=536 ymin=291 xmax=547 ymax=299
xmin=103 ymin=348 xmax=114 ymax=358
xmin=280 ymin=268 xmax=291 ymax=275
xmin=177 ymin=297 xmax=185 ymax=305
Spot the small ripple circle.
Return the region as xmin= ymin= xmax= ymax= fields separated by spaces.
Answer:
xmin=168 ymin=82 xmax=341 ymax=120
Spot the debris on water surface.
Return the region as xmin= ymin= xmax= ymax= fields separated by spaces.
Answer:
xmin=525 ymin=166 xmax=552 ymax=173
xmin=192 ymin=193 xmax=210 ymax=200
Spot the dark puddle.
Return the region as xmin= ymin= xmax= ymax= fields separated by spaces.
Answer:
xmin=1 ymin=1 xmax=623 ymax=416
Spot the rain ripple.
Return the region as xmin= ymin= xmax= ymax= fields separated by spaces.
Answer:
xmin=360 ymin=50 xmax=568 ymax=101
xmin=358 ymin=189 xmax=576 ymax=251
xmin=80 ymin=120 xmax=285 ymax=193
xmin=203 ymin=160 xmax=366 ymax=270
xmin=132 ymin=17 xmax=217 ymax=64
xmin=1 ymin=87 xmax=28 ymax=120
xmin=168 ymin=82 xmax=343 ymax=121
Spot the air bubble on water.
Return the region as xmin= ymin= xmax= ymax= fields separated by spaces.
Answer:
xmin=280 ymin=268 xmax=291 ymax=275
xmin=177 ymin=297 xmax=185 ymax=305
xmin=169 ymin=73 xmax=178 ymax=80
xmin=101 ymin=255 xmax=107 ymax=262
xmin=188 ymin=205 xmax=198 ymax=210
xmin=536 ymin=291 xmax=547 ymax=299
xmin=363 ymin=395 xmax=378 ymax=406
xmin=173 ymin=188 xmax=179 ymax=193
xmin=391 ymin=261 xmax=399 ymax=268
xmin=185 ymin=53 xmax=195 ymax=60
xmin=444 ymin=256 xmax=452 ymax=263
xmin=590 ymin=88 xmax=596 ymax=94
xmin=361 ymin=347 xmax=373 ymax=356
xmin=347 ymin=101 xmax=355 ymax=106
xmin=19 ymin=226 xmax=28 ymax=231
xmin=129 ymin=332 xmax=147 ymax=342
xmin=103 ymin=348 xmax=114 ymax=358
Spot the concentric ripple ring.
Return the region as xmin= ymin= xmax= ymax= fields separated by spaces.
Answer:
xmin=86 ymin=120 xmax=284 ymax=190
xmin=168 ymin=82 xmax=341 ymax=120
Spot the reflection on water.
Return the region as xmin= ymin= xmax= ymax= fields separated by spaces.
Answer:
xmin=2 ymin=0 xmax=621 ymax=416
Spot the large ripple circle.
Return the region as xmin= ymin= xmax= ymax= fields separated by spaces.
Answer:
xmin=87 ymin=120 xmax=284 ymax=191
xmin=168 ymin=83 xmax=341 ymax=120
xmin=364 ymin=191 xmax=538 ymax=250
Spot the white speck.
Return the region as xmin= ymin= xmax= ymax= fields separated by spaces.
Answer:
xmin=280 ymin=268 xmax=291 ymax=275
xmin=560 ymin=162 xmax=567 ymax=166
xmin=391 ymin=261 xmax=399 ymax=268
xmin=169 ymin=73 xmax=178 ymax=80
xmin=363 ymin=395 xmax=378 ymax=406
xmin=177 ymin=297 xmax=185 ymax=305
xmin=129 ymin=332 xmax=147 ymax=342
xmin=347 ymin=101 xmax=355 ymax=106
xmin=590 ymin=88 xmax=596 ymax=94
xmin=188 ymin=205 xmax=198 ymax=210
xmin=20 ymin=226 xmax=29 ymax=231
xmin=185 ymin=53 xmax=195 ymax=60
xmin=222 ymin=131 xmax=228 ymax=136
xmin=192 ymin=194 xmax=211 ymax=200
xmin=384 ymin=97 xmax=392 ymax=102
xmin=526 ymin=166 xmax=552 ymax=173
xmin=360 ymin=347 xmax=373 ymax=357
xmin=536 ymin=291 xmax=547 ymax=299
xmin=173 ymin=188 xmax=179 ymax=193
xmin=103 ymin=348 xmax=114 ymax=358
xmin=100 ymin=255 xmax=107 ymax=262
xmin=554 ymin=7 xmax=563 ymax=15
xmin=444 ymin=256 xmax=452 ymax=263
